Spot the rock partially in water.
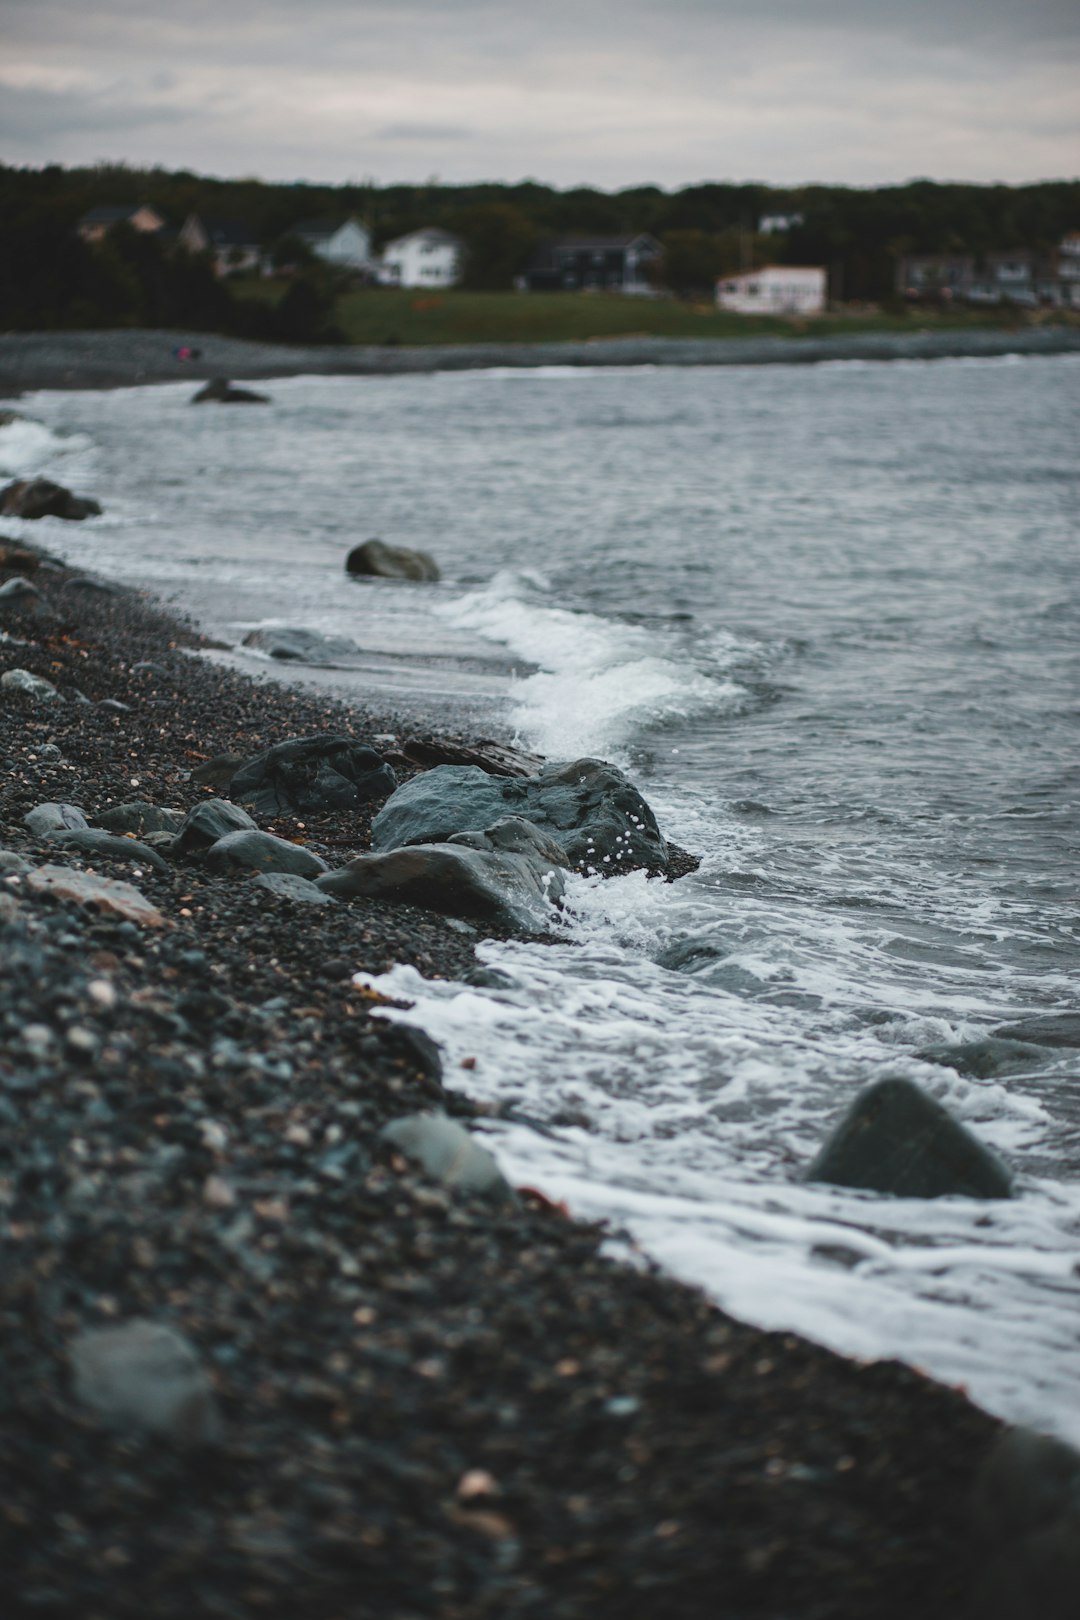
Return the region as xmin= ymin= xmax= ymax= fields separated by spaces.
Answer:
xmin=345 ymin=538 xmax=440 ymax=582
xmin=230 ymin=733 xmax=396 ymax=817
xmin=0 ymin=477 xmax=102 ymax=521
xmin=205 ymin=829 xmax=329 ymax=879
xmin=174 ymin=798 xmax=258 ymax=854
xmin=46 ymin=828 xmax=171 ymax=873
xmin=94 ymin=801 xmax=186 ymax=837
xmin=71 ymin=1319 xmax=222 ymax=1446
xmin=991 ymin=1013 xmax=1080 ymax=1050
xmin=805 ymin=1076 xmax=1014 ymax=1199
xmin=191 ymin=377 xmax=269 ymax=405
xmin=917 ymin=1036 xmax=1054 ymax=1079
xmin=318 ymin=816 xmax=567 ymax=934
xmin=372 ymin=757 xmax=670 ymax=874
xmin=401 ymin=735 xmax=545 ymax=778
xmin=2 ymin=668 xmax=64 ymax=703
xmin=250 ymin=871 xmax=337 ymax=904
xmin=382 ymin=1113 xmax=516 ymax=1205
xmin=970 ymin=1427 xmax=1080 ymax=1620
xmin=241 ymin=627 xmax=361 ymax=665
xmin=25 ymin=864 xmax=165 ymax=927
xmin=24 ymin=802 xmax=89 ymax=837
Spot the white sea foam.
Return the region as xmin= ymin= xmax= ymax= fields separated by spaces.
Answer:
xmin=0 ymin=416 xmax=92 ymax=478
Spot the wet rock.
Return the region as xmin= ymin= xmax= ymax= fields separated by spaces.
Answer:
xmin=24 ymin=802 xmax=89 ymax=837
xmin=204 ymin=829 xmax=329 ymax=879
xmin=241 ymin=627 xmax=361 ymax=665
xmin=991 ymin=1013 xmax=1080 ymax=1050
xmin=63 ymin=575 xmax=126 ymax=595
xmin=0 ymin=540 xmax=43 ymax=571
xmin=174 ymin=798 xmax=258 ymax=853
xmin=317 ymin=816 xmax=566 ymax=934
xmin=372 ymin=757 xmax=670 ymax=874
xmin=190 ymin=751 xmax=246 ymax=788
xmin=71 ymin=1319 xmax=222 ymax=1446
xmin=0 ymin=576 xmax=54 ymax=620
xmin=970 ymin=1428 xmax=1080 ymax=1620
xmin=382 ymin=1113 xmax=516 ymax=1205
xmin=806 ymin=1077 xmax=1014 ymax=1199
xmin=917 ymin=1036 xmax=1054 ymax=1079
xmin=401 ymin=735 xmax=545 ymax=778
xmin=191 ymin=377 xmax=269 ymax=404
xmin=0 ymin=849 xmax=34 ymax=875
xmin=230 ymin=733 xmax=396 ymax=817
xmin=2 ymin=667 xmax=63 ymax=702
xmin=0 ymin=477 xmax=102 ymax=521
xmin=345 ymin=538 xmax=440 ymax=582
xmin=25 ymin=865 xmax=165 ymax=927
xmin=250 ymin=870 xmax=337 ymax=904
xmin=94 ymin=801 xmax=185 ymax=836
xmin=46 ymin=828 xmax=170 ymax=873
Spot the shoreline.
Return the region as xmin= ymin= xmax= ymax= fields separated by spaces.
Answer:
xmin=0 ymin=535 xmax=1025 ymax=1615
xmin=2 ymin=322 xmax=1080 ymax=394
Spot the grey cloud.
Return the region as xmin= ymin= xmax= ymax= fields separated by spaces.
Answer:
xmin=377 ymin=124 xmax=473 ymax=142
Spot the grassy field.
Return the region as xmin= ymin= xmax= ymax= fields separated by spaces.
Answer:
xmin=235 ymin=282 xmax=1037 ymax=348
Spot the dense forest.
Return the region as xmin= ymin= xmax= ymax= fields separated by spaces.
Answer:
xmin=2 ymin=161 xmax=1078 ymax=337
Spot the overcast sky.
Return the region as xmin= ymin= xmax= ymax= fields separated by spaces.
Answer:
xmin=2 ymin=0 xmax=1078 ymax=190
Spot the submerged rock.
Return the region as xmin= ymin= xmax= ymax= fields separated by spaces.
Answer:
xmin=917 ymin=1036 xmax=1054 ymax=1079
xmin=174 ymin=798 xmax=258 ymax=854
xmin=191 ymin=377 xmax=269 ymax=405
xmin=373 ymin=757 xmax=669 ymax=874
xmin=345 ymin=538 xmax=440 ymax=582
xmin=991 ymin=1013 xmax=1080 ymax=1050
xmin=382 ymin=1113 xmax=516 ymax=1205
xmin=230 ymin=733 xmax=396 ymax=817
xmin=205 ymin=829 xmax=329 ymax=879
xmin=805 ymin=1076 xmax=1014 ymax=1199
xmin=317 ymin=816 xmax=567 ymax=934
xmin=71 ymin=1319 xmax=221 ymax=1446
xmin=0 ymin=477 xmax=102 ymax=521
xmin=241 ymin=627 xmax=361 ymax=665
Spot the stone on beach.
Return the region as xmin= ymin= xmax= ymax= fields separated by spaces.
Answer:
xmin=0 ymin=477 xmax=102 ymax=521
xmin=25 ymin=864 xmax=165 ymax=927
xmin=806 ymin=1076 xmax=1014 ymax=1199
xmin=71 ymin=1319 xmax=222 ymax=1446
xmin=0 ymin=576 xmax=55 ymax=620
xmin=174 ymin=798 xmax=258 ymax=853
xmin=250 ymin=870 xmax=337 ymax=904
xmin=2 ymin=667 xmax=63 ymax=702
xmin=382 ymin=1112 xmax=516 ymax=1205
xmin=241 ymin=626 xmax=361 ymax=665
xmin=24 ymin=801 xmax=89 ymax=837
xmin=205 ymin=828 xmax=329 ymax=878
xmin=372 ymin=757 xmax=670 ymax=874
xmin=345 ymin=538 xmax=441 ymax=582
xmin=317 ymin=816 xmax=567 ymax=934
xmin=94 ymin=801 xmax=186 ymax=836
xmin=45 ymin=827 xmax=171 ymax=873
xmin=229 ymin=733 xmax=397 ymax=817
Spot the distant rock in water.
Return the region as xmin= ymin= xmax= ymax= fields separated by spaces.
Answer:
xmin=191 ymin=377 xmax=270 ymax=405
xmin=242 ymin=626 xmax=361 ymax=665
xmin=345 ymin=538 xmax=440 ymax=582
xmin=806 ymin=1076 xmax=1014 ymax=1199
xmin=0 ymin=478 xmax=102 ymax=521
xmin=230 ymin=734 xmax=396 ymax=817
xmin=991 ymin=1013 xmax=1080 ymax=1050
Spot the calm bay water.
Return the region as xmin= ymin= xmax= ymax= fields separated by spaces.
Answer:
xmin=4 ymin=353 xmax=1078 ymax=1441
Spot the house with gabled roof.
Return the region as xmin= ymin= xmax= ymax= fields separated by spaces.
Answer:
xmin=291 ymin=216 xmax=373 ymax=271
xmin=376 ymin=227 xmax=462 ymax=288
xmin=178 ymin=215 xmax=263 ymax=276
xmin=519 ymin=234 xmax=662 ymax=294
xmin=77 ymin=203 xmax=166 ymax=244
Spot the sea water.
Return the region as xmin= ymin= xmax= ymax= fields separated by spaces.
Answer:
xmin=4 ymin=354 xmax=1078 ymax=1443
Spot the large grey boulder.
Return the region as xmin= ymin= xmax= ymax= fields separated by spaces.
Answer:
xmin=345 ymin=538 xmax=440 ymax=582
xmin=24 ymin=802 xmax=89 ymax=837
xmin=241 ymin=627 xmax=361 ymax=665
xmin=229 ymin=733 xmax=396 ymax=817
xmin=317 ymin=815 xmax=567 ymax=934
xmin=94 ymin=801 xmax=185 ymax=837
xmin=71 ymin=1319 xmax=221 ymax=1446
xmin=372 ymin=757 xmax=669 ymax=875
xmin=382 ymin=1113 xmax=516 ymax=1205
xmin=174 ymin=798 xmax=257 ymax=854
xmin=970 ymin=1428 xmax=1080 ymax=1619
xmin=204 ymin=829 xmax=329 ymax=878
xmin=0 ymin=477 xmax=102 ymax=521
xmin=806 ymin=1077 xmax=1014 ymax=1199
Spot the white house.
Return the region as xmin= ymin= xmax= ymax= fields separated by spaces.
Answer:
xmin=716 ymin=265 xmax=826 ymax=315
xmin=376 ymin=228 xmax=462 ymax=289
xmin=293 ymin=216 xmax=373 ymax=271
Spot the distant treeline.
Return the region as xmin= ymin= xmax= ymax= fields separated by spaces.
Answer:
xmin=2 ymin=160 xmax=1079 ymax=335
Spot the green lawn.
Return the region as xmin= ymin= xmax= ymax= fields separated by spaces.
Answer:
xmin=234 ymin=282 xmax=1035 ymax=348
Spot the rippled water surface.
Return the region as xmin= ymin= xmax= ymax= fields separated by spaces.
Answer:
xmin=5 ymin=355 xmax=1078 ymax=1441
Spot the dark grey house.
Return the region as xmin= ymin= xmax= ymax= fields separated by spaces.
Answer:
xmin=519 ymin=234 xmax=662 ymax=294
